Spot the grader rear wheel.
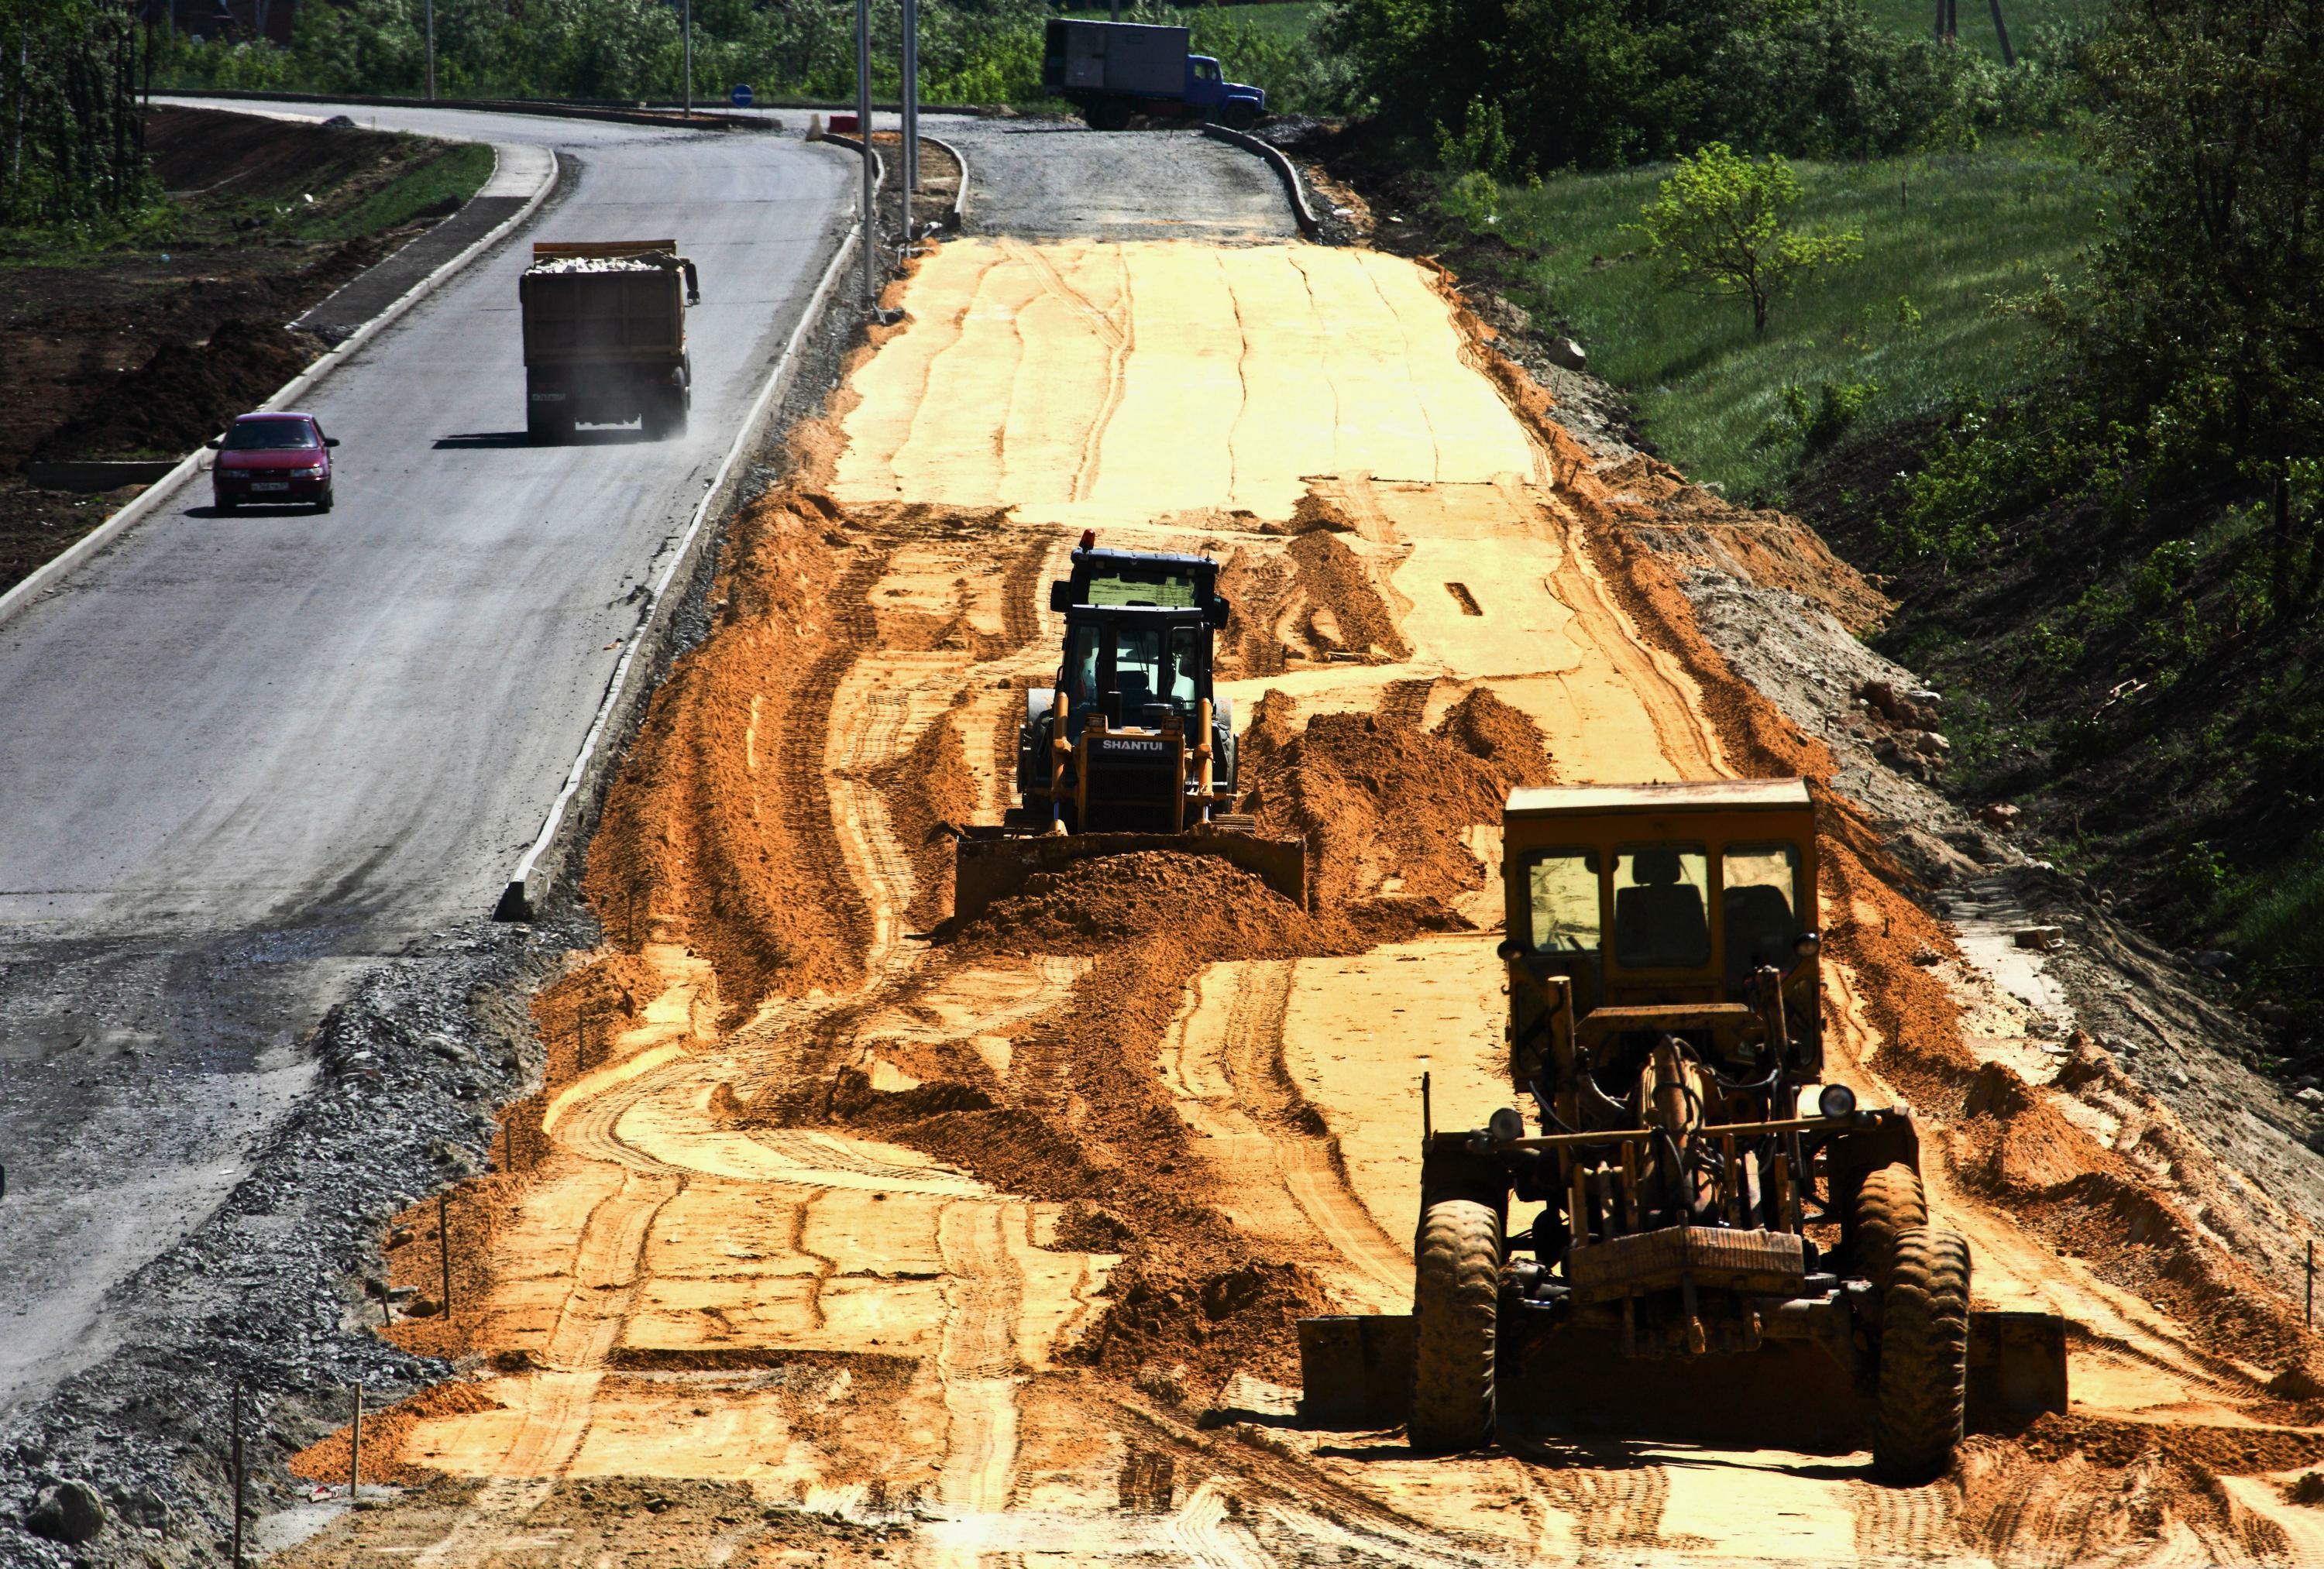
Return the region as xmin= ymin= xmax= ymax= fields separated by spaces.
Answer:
xmin=1410 ymin=1197 xmax=1500 ymax=1451
xmin=1872 ymin=1225 xmax=1972 ymax=1484
xmin=1853 ymin=1162 xmax=1929 ymax=1289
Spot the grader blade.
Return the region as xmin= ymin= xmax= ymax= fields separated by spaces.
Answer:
xmin=951 ymin=825 xmax=1308 ymax=924
xmin=1294 ymin=1308 xmax=2069 ymax=1443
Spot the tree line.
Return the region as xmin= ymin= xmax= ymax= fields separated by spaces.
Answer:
xmin=4 ymin=0 xmax=147 ymax=227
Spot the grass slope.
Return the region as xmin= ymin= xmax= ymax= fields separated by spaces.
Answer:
xmin=1477 ymin=135 xmax=2107 ymax=503
xmin=1858 ymin=0 xmax=2106 ymax=57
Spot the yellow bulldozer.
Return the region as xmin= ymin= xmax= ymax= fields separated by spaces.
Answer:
xmin=951 ymin=534 xmax=1306 ymax=921
xmin=1298 ymin=779 xmax=2068 ymax=1481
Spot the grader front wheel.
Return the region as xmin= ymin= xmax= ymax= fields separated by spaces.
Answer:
xmin=1410 ymin=1197 xmax=1501 ymax=1451
xmin=1854 ymin=1162 xmax=1929 ymax=1289
xmin=1872 ymin=1225 xmax=1972 ymax=1484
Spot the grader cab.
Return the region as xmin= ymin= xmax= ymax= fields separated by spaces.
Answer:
xmin=1298 ymin=780 xmax=2067 ymax=1481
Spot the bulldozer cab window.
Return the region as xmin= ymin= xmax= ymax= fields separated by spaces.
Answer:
xmin=1164 ymin=626 xmax=1201 ymax=706
xmin=1613 ymin=846 xmax=1710 ymax=970
xmin=1110 ymin=623 xmax=1166 ymax=712
xmin=1064 ymin=625 xmax=1101 ymax=739
xmin=1721 ymin=843 xmax=1802 ymax=984
xmin=1524 ymin=850 xmax=1600 ymax=953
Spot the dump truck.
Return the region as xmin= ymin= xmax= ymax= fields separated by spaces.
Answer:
xmin=949 ymin=534 xmax=1305 ymax=922
xmin=520 ymin=240 xmax=700 ymax=442
xmin=1042 ymin=19 xmax=1267 ymax=130
xmin=1297 ymin=779 xmax=2068 ymax=1481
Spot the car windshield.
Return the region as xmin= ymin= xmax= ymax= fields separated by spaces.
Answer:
xmin=223 ymin=418 xmax=318 ymax=451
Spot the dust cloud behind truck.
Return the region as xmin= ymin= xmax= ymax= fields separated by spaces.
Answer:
xmin=1042 ymin=19 xmax=1266 ymax=130
xmin=520 ymin=240 xmax=700 ymax=443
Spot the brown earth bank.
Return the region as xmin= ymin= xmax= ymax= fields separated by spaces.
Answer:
xmin=275 ymin=231 xmax=2324 ymax=1567
xmin=1 ymin=106 xmax=485 ymax=593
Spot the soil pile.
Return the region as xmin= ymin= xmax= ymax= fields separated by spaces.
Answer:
xmin=868 ymin=709 xmax=978 ymax=932
xmin=1239 ymin=687 xmax=1553 ymax=912
xmin=1215 ymin=503 xmax=1411 ymax=675
xmin=955 ymin=851 xmax=1323 ymax=958
xmin=34 ymin=318 xmax=315 ymax=462
xmin=586 ymin=486 xmax=878 ymax=1015
xmin=1067 ymin=1258 xmax=1332 ymax=1389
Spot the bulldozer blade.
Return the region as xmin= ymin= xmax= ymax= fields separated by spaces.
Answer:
xmin=1294 ymin=1307 xmax=2068 ymax=1442
xmin=952 ymin=826 xmax=1307 ymax=923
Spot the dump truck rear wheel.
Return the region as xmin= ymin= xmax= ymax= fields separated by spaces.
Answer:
xmin=1085 ymin=98 xmax=1133 ymax=132
xmin=1872 ymin=1224 xmax=1971 ymax=1485
xmin=1410 ymin=1196 xmax=1499 ymax=1451
xmin=1853 ymin=1162 xmax=1927 ymax=1289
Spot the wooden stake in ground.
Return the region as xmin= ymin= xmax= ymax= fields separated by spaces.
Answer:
xmin=438 ymin=1191 xmax=453 ymax=1320
xmin=349 ymin=1384 xmax=362 ymax=1502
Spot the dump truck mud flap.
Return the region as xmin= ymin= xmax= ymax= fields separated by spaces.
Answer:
xmin=1295 ymin=1307 xmax=2068 ymax=1444
xmin=952 ymin=826 xmax=1306 ymax=922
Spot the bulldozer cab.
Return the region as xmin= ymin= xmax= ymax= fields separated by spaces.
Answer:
xmin=1502 ymin=779 xmax=1823 ymax=1096
xmin=1054 ymin=606 xmax=1213 ymax=743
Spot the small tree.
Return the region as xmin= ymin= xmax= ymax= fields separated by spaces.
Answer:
xmin=1630 ymin=143 xmax=1862 ymax=335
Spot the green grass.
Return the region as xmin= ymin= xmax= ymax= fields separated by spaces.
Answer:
xmin=1855 ymin=0 xmax=2107 ymax=57
xmin=1478 ymin=136 xmax=2110 ymax=503
xmin=291 ymin=139 xmax=495 ymax=243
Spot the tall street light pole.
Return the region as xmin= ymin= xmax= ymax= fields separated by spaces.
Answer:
xmin=901 ymin=0 xmax=920 ymax=221
xmin=855 ymin=0 xmax=875 ymax=311
xmin=682 ymin=0 xmax=693 ymax=118
xmin=425 ymin=0 xmax=435 ymax=100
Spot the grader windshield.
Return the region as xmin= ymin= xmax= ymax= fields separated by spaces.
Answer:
xmin=1507 ymin=781 xmax=1815 ymax=1008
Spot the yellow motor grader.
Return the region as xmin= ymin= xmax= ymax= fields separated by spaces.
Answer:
xmin=950 ymin=535 xmax=1306 ymax=921
xmin=1297 ymin=779 xmax=2067 ymax=1481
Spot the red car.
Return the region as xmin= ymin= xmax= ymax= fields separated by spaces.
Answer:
xmin=208 ymin=412 xmax=338 ymax=511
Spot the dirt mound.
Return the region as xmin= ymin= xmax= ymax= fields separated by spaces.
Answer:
xmin=1067 ymin=1258 xmax=1331 ymax=1390
xmin=868 ymin=708 xmax=978 ymax=932
xmin=35 ymin=318 xmax=315 ymax=462
xmin=585 ymin=486 xmax=878 ymax=1015
xmin=954 ymin=852 xmax=1322 ymax=958
xmin=1239 ymin=687 xmax=1552 ymax=911
xmin=1215 ymin=500 xmax=1408 ymax=676
xmin=289 ymin=1379 xmax=506 ymax=1486
xmin=1593 ymin=452 xmax=1890 ymax=634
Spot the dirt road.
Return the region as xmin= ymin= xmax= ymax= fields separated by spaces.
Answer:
xmin=280 ymin=158 xmax=2324 ymax=1567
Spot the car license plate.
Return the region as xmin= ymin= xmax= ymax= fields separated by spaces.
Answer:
xmin=253 ymin=482 xmax=290 ymax=491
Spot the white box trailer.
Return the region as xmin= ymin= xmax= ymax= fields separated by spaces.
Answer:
xmin=1042 ymin=18 xmax=1266 ymax=129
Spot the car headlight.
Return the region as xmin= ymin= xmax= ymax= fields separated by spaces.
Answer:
xmin=293 ymin=465 xmax=325 ymax=479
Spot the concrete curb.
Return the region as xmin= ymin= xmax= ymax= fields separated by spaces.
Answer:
xmin=1200 ymin=123 xmax=1318 ymax=239
xmin=0 ymin=136 xmax=559 ymax=635
xmin=494 ymin=143 xmax=879 ymax=922
xmin=160 ymin=87 xmax=775 ymax=130
xmin=924 ymin=132 xmax=971 ymax=231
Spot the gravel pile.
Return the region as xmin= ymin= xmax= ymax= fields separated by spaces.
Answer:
xmin=0 ymin=912 xmax=586 ymax=1568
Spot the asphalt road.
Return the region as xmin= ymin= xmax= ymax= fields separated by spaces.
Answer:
xmin=944 ymin=121 xmax=1298 ymax=241
xmin=0 ymin=103 xmax=854 ymax=1420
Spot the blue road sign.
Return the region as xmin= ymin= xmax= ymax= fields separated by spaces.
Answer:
xmin=731 ymin=84 xmax=755 ymax=108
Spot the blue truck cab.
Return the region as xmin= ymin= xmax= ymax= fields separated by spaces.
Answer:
xmin=1043 ymin=19 xmax=1267 ymax=131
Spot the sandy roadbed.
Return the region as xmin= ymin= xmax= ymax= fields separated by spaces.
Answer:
xmin=278 ymin=235 xmax=2324 ymax=1568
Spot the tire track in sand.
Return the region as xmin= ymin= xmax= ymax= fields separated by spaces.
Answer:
xmin=1163 ymin=960 xmax=1411 ymax=1312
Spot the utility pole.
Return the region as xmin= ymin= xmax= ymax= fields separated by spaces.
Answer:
xmin=901 ymin=0 xmax=920 ymax=220
xmin=424 ymin=0 xmax=435 ymax=100
xmin=855 ymin=0 xmax=875 ymax=311
xmin=682 ymin=0 xmax=693 ymax=118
